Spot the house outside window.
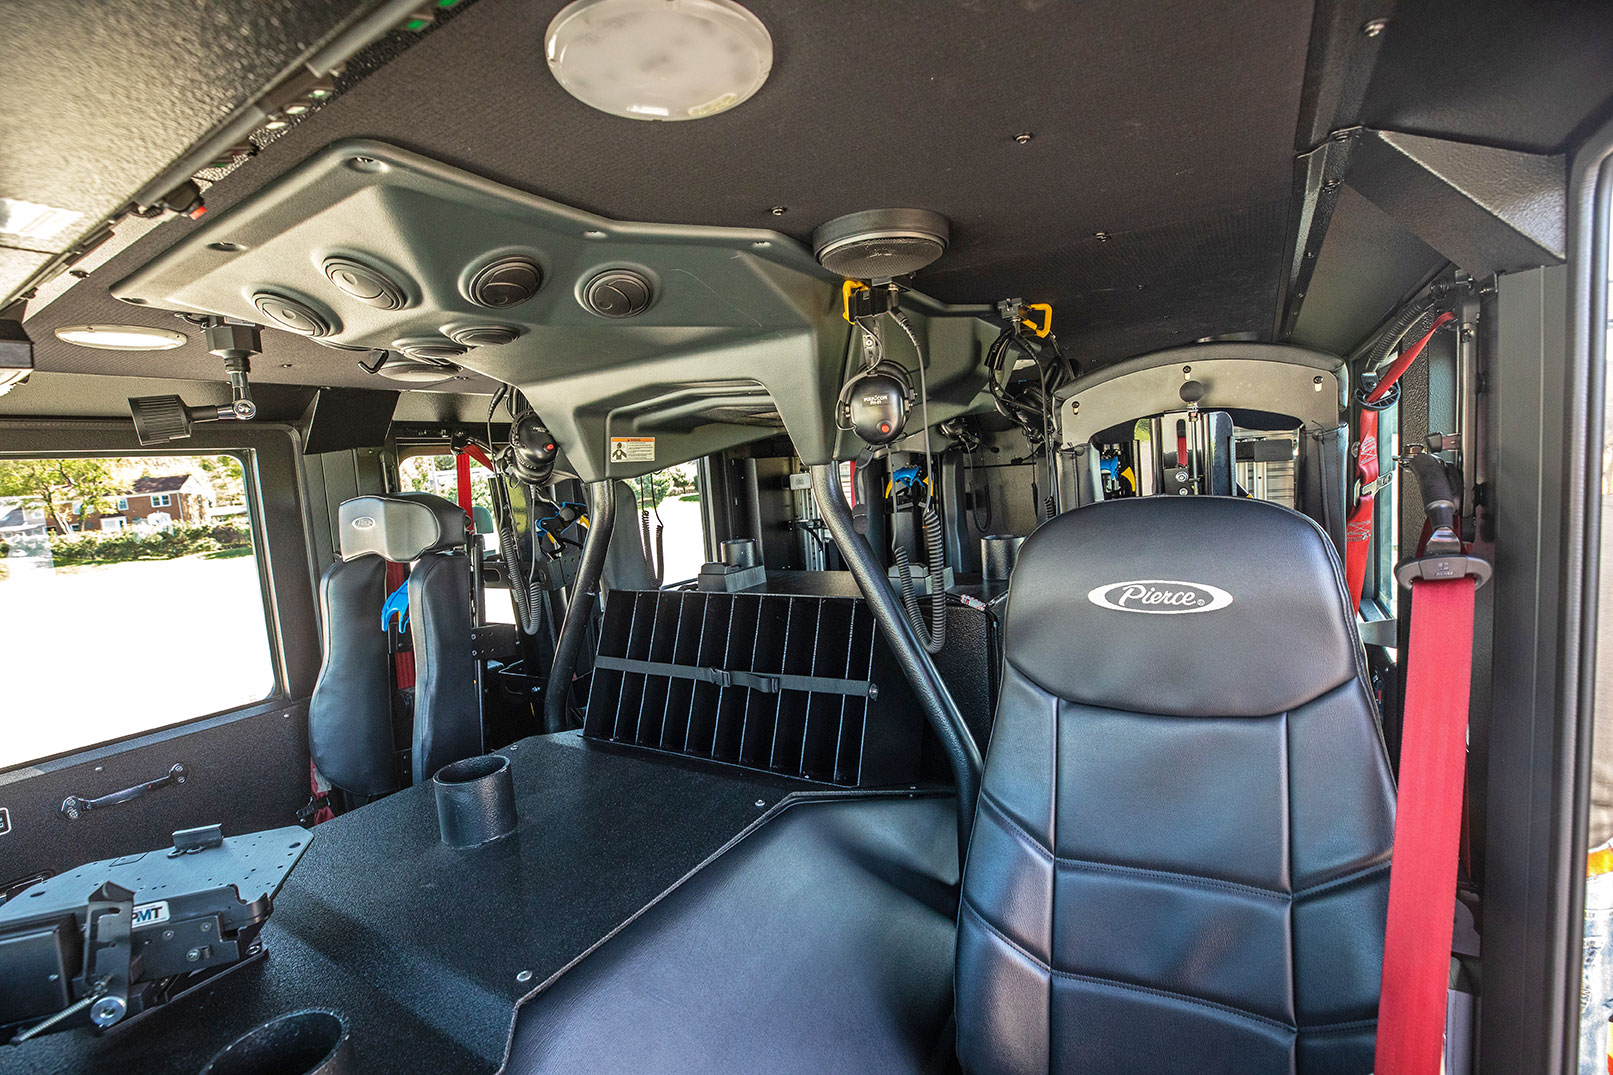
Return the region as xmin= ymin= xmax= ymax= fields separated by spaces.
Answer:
xmin=115 ymin=497 xmax=127 ymax=510
xmin=150 ymin=493 xmax=171 ymax=507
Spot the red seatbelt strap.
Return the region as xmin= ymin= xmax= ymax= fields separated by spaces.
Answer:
xmin=462 ymin=443 xmax=496 ymax=472
xmin=384 ymin=560 xmax=415 ymax=689
xmin=454 ymin=451 xmax=473 ymax=515
xmin=1344 ymin=407 xmax=1379 ymax=611
xmin=1373 ymin=574 xmax=1477 ymax=1075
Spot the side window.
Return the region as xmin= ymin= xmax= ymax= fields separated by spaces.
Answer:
xmin=629 ymin=464 xmax=705 ymax=586
xmin=398 ymin=451 xmax=500 ymax=553
xmin=0 ymin=453 xmax=276 ymax=770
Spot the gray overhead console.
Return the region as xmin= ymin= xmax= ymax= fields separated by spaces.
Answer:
xmin=113 ymin=140 xmax=981 ymax=478
xmin=1055 ymin=342 xmax=1347 ymax=448
xmin=1052 ymin=342 xmax=1352 ymax=556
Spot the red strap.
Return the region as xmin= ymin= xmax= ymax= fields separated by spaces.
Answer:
xmin=384 ymin=560 xmax=415 ymax=689
xmin=454 ymin=451 xmax=474 ymax=515
xmin=306 ymin=761 xmax=334 ymax=826
xmin=1367 ymin=312 xmax=1456 ymax=405
xmin=1373 ymin=575 xmax=1476 ymax=1075
xmin=462 ymin=443 xmax=495 ymax=472
xmin=1344 ymin=408 xmax=1379 ymax=611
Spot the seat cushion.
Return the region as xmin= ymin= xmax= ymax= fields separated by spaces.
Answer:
xmin=956 ymin=496 xmax=1394 ymax=1075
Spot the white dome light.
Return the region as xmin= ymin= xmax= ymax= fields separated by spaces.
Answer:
xmin=55 ymin=325 xmax=188 ymax=350
xmin=545 ymin=0 xmax=773 ymax=121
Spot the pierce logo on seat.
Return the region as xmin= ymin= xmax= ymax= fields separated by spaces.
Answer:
xmin=1087 ymin=579 xmax=1233 ymax=614
xmin=352 ymin=516 xmax=376 ymax=529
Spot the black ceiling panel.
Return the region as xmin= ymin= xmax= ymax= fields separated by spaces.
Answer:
xmin=0 ymin=0 xmax=374 ymax=298
xmin=24 ymin=0 xmax=1316 ymax=379
xmin=1359 ymin=0 xmax=1613 ymax=154
xmin=22 ymin=0 xmax=1609 ymax=392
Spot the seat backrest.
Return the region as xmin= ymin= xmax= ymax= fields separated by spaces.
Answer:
xmin=956 ymin=496 xmax=1394 ymax=1075
xmin=309 ymin=492 xmax=481 ymax=796
xmin=602 ymin=480 xmax=660 ymax=590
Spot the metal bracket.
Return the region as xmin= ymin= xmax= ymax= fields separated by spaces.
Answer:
xmin=82 ymin=881 xmax=134 ymax=1029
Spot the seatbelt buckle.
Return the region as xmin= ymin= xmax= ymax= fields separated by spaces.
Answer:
xmin=1394 ymin=551 xmax=1492 ymax=589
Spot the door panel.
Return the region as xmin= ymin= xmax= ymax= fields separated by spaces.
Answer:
xmin=0 ymin=420 xmax=321 ymax=885
xmin=0 ymin=702 xmax=309 ymax=891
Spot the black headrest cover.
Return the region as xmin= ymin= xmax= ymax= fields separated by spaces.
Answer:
xmin=338 ymin=493 xmax=467 ymax=562
xmin=1004 ymin=496 xmax=1364 ymax=717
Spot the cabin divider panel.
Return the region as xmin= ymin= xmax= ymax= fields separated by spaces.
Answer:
xmin=583 ymin=589 xmax=922 ymax=786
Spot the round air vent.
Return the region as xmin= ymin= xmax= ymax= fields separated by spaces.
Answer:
xmin=467 ymin=256 xmax=543 ymax=308
xmin=393 ymin=338 xmax=469 ymax=362
xmin=322 ymin=257 xmax=409 ymax=310
xmin=582 ymin=269 xmax=653 ymax=318
xmin=447 ymin=324 xmax=521 ymax=347
xmin=811 ymin=208 xmax=950 ymax=280
xmin=372 ymin=356 xmax=461 ymax=384
xmin=252 ymin=291 xmax=335 ymax=337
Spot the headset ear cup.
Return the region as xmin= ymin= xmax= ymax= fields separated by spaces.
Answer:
xmin=836 ymin=376 xmax=858 ymax=425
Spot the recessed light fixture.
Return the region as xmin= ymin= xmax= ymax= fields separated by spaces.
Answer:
xmin=545 ymin=0 xmax=773 ymax=121
xmin=54 ymin=324 xmax=188 ymax=350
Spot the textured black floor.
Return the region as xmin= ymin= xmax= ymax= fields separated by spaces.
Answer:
xmin=9 ymin=732 xmax=799 ymax=1075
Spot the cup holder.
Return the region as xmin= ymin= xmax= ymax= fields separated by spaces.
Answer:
xmin=201 ymin=1010 xmax=352 ymax=1075
xmin=433 ymin=753 xmax=517 ymax=848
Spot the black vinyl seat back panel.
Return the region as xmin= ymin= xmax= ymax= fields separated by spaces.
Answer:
xmin=310 ymin=492 xmax=480 ymax=795
xmin=308 ymin=555 xmax=396 ymax=797
xmin=956 ymin=496 xmax=1394 ymax=1075
xmin=1002 ymin=496 xmax=1364 ymax=717
xmin=409 ymin=553 xmax=482 ymax=782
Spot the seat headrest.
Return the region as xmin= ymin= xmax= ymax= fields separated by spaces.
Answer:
xmin=1004 ymin=496 xmax=1364 ymax=717
xmin=338 ymin=493 xmax=468 ymax=562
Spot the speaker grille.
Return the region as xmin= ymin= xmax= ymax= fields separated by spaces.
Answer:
xmin=817 ymin=235 xmax=946 ymax=280
xmin=467 ymin=257 xmax=543 ymax=308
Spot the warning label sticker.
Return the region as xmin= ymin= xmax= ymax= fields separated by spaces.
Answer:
xmin=609 ymin=437 xmax=655 ymax=463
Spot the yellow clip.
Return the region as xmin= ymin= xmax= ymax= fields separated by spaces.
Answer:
xmin=842 ymin=280 xmax=869 ymax=323
xmin=1022 ymin=303 xmax=1053 ymax=338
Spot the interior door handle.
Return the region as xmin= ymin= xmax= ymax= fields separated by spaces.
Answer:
xmin=60 ymin=764 xmax=189 ymax=820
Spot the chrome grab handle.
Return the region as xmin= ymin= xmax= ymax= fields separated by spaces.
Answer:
xmin=60 ymin=764 xmax=188 ymax=820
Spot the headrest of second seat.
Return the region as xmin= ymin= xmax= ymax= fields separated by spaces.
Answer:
xmin=338 ymin=493 xmax=468 ymax=563
xmin=1006 ymin=495 xmax=1366 ymax=718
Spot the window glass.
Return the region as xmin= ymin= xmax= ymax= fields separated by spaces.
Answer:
xmin=0 ymin=453 xmax=275 ymax=769
xmin=397 ymin=451 xmax=518 ymax=623
xmin=628 ymin=464 xmax=705 ymax=586
xmin=398 ymin=452 xmax=501 ymax=554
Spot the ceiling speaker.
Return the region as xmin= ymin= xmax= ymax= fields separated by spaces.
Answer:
xmin=811 ymin=208 xmax=949 ymax=281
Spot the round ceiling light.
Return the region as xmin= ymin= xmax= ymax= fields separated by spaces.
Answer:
xmin=54 ymin=324 xmax=188 ymax=351
xmin=545 ymin=0 xmax=773 ymax=121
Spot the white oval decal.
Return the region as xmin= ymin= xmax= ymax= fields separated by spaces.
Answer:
xmin=352 ymin=516 xmax=376 ymax=530
xmin=1086 ymin=579 xmax=1233 ymax=615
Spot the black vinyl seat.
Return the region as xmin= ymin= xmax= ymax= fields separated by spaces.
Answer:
xmin=308 ymin=492 xmax=482 ymax=798
xmin=956 ymin=496 xmax=1394 ymax=1075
